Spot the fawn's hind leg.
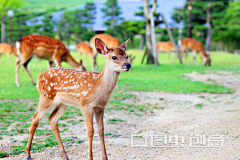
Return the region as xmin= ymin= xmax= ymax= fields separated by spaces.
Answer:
xmin=25 ymin=96 xmax=54 ymax=160
xmin=49 ymin=104 xmax=69 ymax=160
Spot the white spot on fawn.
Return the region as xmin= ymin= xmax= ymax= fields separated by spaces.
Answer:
xmin=48 ymin=86 xmax=51 ymax=91
xmin=81 ymin=91 xmax=88 ymax=96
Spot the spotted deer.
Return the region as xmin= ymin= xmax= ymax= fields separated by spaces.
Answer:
xmin=156 ymin=41 xmax=176 ymax=62
xmin=0 ymin=43 xmax=16 ymax=64
xmin=77 ymin=42 xmax=96 ymax=71
xmin=14 ymin=34 xmax=86 ymax=87
xmin=90 ymin=34 xmax=121 ymax=69
xmin=178 ymin=38 xmax=211 ymax=66
xmin=25 ymin=38 xmax=131 ymax=160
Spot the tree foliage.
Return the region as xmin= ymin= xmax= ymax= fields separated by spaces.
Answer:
xmin=0 ymin=0 xmax=25 ymax=19
xmin=171 ymin=0 xmax=230 ymax=45
xmin=101 ymin=0 xmax=123 ymax=30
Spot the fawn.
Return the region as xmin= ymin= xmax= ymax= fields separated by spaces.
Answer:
xmin=25 ymin=38 xmax=131 ymax=160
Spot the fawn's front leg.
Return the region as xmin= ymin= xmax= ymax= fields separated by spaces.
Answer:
xmin=95 ymin=110 xmax=108 ymax=160
xmin=83 ymin=109 xmax=94 ymax=160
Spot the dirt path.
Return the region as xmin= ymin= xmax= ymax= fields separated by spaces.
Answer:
xmin=1 ymin=71 xmax=240 ymax=160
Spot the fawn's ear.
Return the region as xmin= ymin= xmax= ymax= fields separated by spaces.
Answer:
xmin=119 ymin=37 xmax=131 ymax=51
xmin=79 ymin=59 xmax=83 ymax=65
xmin=95 ymin=38 xmax=108 ymax=55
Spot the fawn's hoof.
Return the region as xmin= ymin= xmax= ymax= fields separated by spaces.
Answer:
xmin=27 ymin=156 xmax=32 ymax=160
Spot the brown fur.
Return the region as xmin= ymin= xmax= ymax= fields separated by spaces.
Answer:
xmin=156 ymin=41 xmax=176 ymax=62
xmin=25 ymin=38 xmax=131 ymax=160
xmin=77 ymin=42 xmax=96 ymax=70
xmin=14 ymin=34 xmax=86 ymax=87
xmin=179 ymin=38 xmax=211 ymax=66
xmin=0 ymin=43 xmax=14 ymax=64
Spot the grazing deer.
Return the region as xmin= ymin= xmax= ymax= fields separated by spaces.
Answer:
xmin=127 ymin=54 xmax=135 ymax=65
xmin=0 ymin=43 xmax=16 ymax=64
xmin=14 ymin=35 xmax=86 ymax=87
xmin=77 ymin=42 xmax=97 ymax=71
xmin=156 ymin=41 xmax=176 ymax=63
xmin=90 ymin=34 xmax=121 ymax=69
xmin=178 ymin=38 xmax=211 ymax=66
xmin=25 ymin=38 xmax=131 ymax=160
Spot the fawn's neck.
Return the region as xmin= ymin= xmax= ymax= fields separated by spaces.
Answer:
xmin=98 ymin=64 xmax=120 ymax=95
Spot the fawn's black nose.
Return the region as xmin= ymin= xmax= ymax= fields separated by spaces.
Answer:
xmin=125 ymin=63 xmax=131 ymax=69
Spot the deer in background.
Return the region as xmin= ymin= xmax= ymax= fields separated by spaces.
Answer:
xmin=0 ymin=43 xmax=16 ymax=64
xmin=14 ymin=34 xmax=86 ymax=87
xmin=25 ymin=38 xmax=131 ymax=160
xmin=178 ymin=38 xmax=211 ymax=66
xmin=127 ymin=54 xmax=135 ymax=65
xmin=156 ymin=41 xmax=176 ymax=63
xmin=90 ymin=34 xmax=121 ymax=69
xmin=31 ymin=56 xmax=43 ymax=71
xmin=77 ymin=42 xmax=97 ymax=71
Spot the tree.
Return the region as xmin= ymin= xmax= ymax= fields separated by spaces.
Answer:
xmin=0 ymin=0 xmax=24 ymax=42
xmin=85 ymin=2 xmax=96 ymax=30
xmin=214 ymin=0 xmax=240 ymax=44
xmin=171 ymin=0 xmax=230 ymax=51
xmin=57 ymin=8 xmax=96 ymax=44
xmin=143 ymin=0 xmax=158 ymax=65
xmin=101 ymin=0 xmax=123 ymax=30
xmin=41 ymin=13 xmax=56 ymax=38
xmin=120 ymin=20 xmax=145 ymax=49
xmin=135 ymin=5 xmax=163 ymax=50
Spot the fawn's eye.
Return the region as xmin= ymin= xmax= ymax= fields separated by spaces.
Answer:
xmin=112 ymin=56 xmax=117 ymax=60
xmin=126 ymin=56 xmax=128 ymax=59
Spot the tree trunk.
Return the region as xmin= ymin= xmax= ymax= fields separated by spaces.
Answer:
xmin=205 ymin=5 xmax=212 ymax=51
xmin=1 ymin=16 xmax=6 ymax=43
xmin=225 ymin=43 xmax=229 ymax=52
xmin=143 ymin=0 xmax=158 ymax=65
xmin=216 ymin=42 xmax=223 ymax=51
xmin=150 ymin=13 xmax=158 ymax=65
xmin=145 ymin=19 xmax=154 ymax=64
xmin=178 ymin=25 xmax=183 ymax=42
xmin=111 ymin=17 xmax=114 ymax=30
xmin=139 ymin=34 xmax=145 ymax=50
xmin=131 ymin=37 xmax=134 ymax=49
xmin=188 ymin=0 xmax=192 ymax=38
xmin=160 ymin=13 xmax=182 ymax=64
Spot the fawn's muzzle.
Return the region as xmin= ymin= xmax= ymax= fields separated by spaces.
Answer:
xmin=125 ymin=63 xmax=131 ymax=70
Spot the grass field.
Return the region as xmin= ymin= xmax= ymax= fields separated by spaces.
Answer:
xmin=22 ymin=0 xmax=102 ymax=12
xmin=0 ymin=50 xmax=240 ymax=157
xmin=0 ymin=50 xmax=239 ymax=99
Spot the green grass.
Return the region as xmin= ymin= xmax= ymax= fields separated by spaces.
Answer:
xmin=1 ymin=50 xmax=239 ymax=99
xmin=108 ymin=118 xmax=125 ymax=124
xmin=22 ymin=0 xmax=102 ymax=12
